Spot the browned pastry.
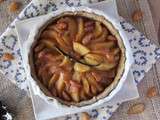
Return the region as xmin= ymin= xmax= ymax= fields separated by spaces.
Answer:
xmin=29 ymin=12 xmax=126 ymax=106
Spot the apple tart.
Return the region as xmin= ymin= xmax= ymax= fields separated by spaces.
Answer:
xmin=29 ymin=11 xmax=126 ymax=106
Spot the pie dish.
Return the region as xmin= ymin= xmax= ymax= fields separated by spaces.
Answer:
xmin=26 ymin=7 xmax=127 ymax=107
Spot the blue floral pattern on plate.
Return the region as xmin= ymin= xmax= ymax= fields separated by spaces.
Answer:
xmin=0 ymin=0 xmax=159 ymax=120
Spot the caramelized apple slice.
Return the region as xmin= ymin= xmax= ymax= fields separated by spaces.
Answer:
xmin=105 ymin=48 xmax=120 ymax=62
xmin=91 ymin=70 xmax=115 ymax=87
xmin=105 ymin=53 xmax=115 ymax=63
xmin=82 ymin=33 xmax=94 ymax=45
xmin=72 ymin=71 xmax=83 ymax=83
xmin=95 ymin=61 xmax=117 ymax=71
xmin=51 ymin=87 xmax=57 ymax=97
xmin=69 ymin=80 xmax=81 ymax=102
xmin=56 ymin=21 xmax=68 ymax=30
xmin=92 ymin=27 xmax=108 ymax=43
xmin=91 ymin=49 xmax=110 ymax=56
xmin=41 ymin=30 xmax=69 ymax=51
xmin=91 ymin=71 xmax=102 ymax=82
xmin=82 ymin=76 xmax=90 ymax=95
xmin=59 ymin=56 xmax=70 ymax=67
xmin=86 ymin=73 xmax=103 ymax=92
xmin=70 ymin=80 xmax=82 ymax=88
xmin=48 ymin=73 xmax=59 ymax=90
xmin=59 ymin=17 xmax=77 ymax=41
xmin=40 ymin=40 xmax=55 ymax=50
xmin=90 ymin=41 xmax=115 ymax=50
xmin=41 ymin=69 xmax=51 ymax=87
xmin=41 ymin=30 xmax=56 ymax=39
xmin=84 ymin=21 xmax=94 ymax=27
xmin=49 ymin=65 xmax=62 ymax=74
xmin=80 ymin=89 xmax=88 ymax=100
xmin=76 ymin=17 xmax=84 ymax=42
xmin=106 ymin=69 xmax=116 ymax=78
xmin=70 ymin=90 xmax=80 ymax=102
xmin=91 ymin=85 xmax=98 ymax=95
xmin=73 ymin=42 xmax=90 ymax=55
xmin=46 ymin=24 xmax=62 ymax=33
xmin=84 ymin=53 xmax=103 ymax=65
xmin=107 ymin=35 xmax=117 ymax=41
xmin=34 ymin=43 xmax=45 ymax=53
xmin=51 ymin=31 xmax=69 ymax=51
xmin=112 ymin=48 xmax=120 ymax=55
xmin=55 ymin=72 xmax=65 ymax=96
xmin=93 ymin=22 xmax=103 ymax=37
xmin=38 ymin=63 xmax=53 ymax=86
xmin=74 ymin=63 xmax=90 ymax=72
xmin=62 ymin=91 xmax=71 ymax=101
xmin=61 ymin=31 xmax=72 ymax=47
xmin=41 ymin=54 xmax=63 ymax=64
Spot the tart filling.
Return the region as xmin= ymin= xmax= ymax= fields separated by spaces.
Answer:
xmin=29 ymin=11 xmax=126 ymax=106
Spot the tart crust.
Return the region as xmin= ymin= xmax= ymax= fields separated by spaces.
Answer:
xmin=29 ymin=11 xmax=126 ymax=107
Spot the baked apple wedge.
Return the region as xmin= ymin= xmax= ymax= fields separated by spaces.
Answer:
xmin=73 ymin=42 xmax=90 ymax=56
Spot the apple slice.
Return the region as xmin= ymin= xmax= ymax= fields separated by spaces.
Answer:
xmin=70 ymin=80 xmax=82 ymax=88
xmin=70 ymin=90 xmax=80 ymax=102
xmin=41 ymin=30 xmax=69 ymax=51
xmin=72 ymin=71 xmax=83 ymax=83
xmin=74 ymin=63 xmax=90 ymax=73
xmin=56 ymin=22 xmax=68 ymax=30
xmin=82 ymin=33 xmax=94 ymax=45
xmin=51 ymin=87 xmax=57 ymax=97
xmin=86 ymin=73 xmax=103 ymax=92
xmin=82 ymin=76 xmax=90 ymax=95
xmin=38 ymin=63 xmax=52 ymax=86
xmin=69 ymin=80 xmax=81 ymax=102
xmin=41 ymin=70 xmax=51 ymax=87
xmin=84 ymin=53 xmax=103 ymax=65
xmin=107 ymin=35 xmax=117 ymax=42
xmin=93 ymin=22 xmax=103 ymax=38
xmin=91 ymin=85 xmax=98 ymax=95
xmin=59 ymin=56 xmax=70 ymax=67
xmin=92 ymin=27 xmax=108 ymax=43
xmin=112 ymin=48 xmax=120 ymax=55
xmin=105 ymin=48 xmax=120 ymax=63
xmin=55 ymin=72 xmax=65 ymax=96
xmin=84 ymin=21 xmax=94 ymax=27
xmin=76 ymin=17 xmax=84 ymax=42
xmin=61 ymin=31 xmax=72 ymax=47
xmin=40 ymin=40 xmax=56 ymax=50
xmin=59 ymin=17 xmax=77 ymax=41
xmin=90 ymin=41 xmax=115 ymax=50
xmin=50 ymin=31 xmax=69 ymax=51
xmin=40 ymin=30 xmax=56 ymax=39
xmin=34 ymin=43 xmax=45 ymax=53
xmin=105 ymin=52 xmax=115 ymax=63
xmin=91 ymin=71 xmax=102 ymax=82
xmin=95 ymin=61 xmax=116 ymax=71
xmin=48 ymin=73 xmax=59 ymax=90
xmin=62 ymin=91 xmax=71 ymax=101
xmin=80 ymin=89 xmax=88 ymax=100
xmin=73 ymin=42 xmax=90 ymax=56
xmin=46 ymin=24 xmax=63 ymax=33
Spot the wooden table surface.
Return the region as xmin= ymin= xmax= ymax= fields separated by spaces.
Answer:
xmin=0 ymin=0 xmax=159 ymax=120
xmin=111 ymin=0 xmax=160 ymax=120
xmin=148 ymin=0 xmax=160 ymax=36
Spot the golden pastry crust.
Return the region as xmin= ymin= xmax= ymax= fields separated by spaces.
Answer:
xmin=29 ymin=11 xmax=126 ymax=107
